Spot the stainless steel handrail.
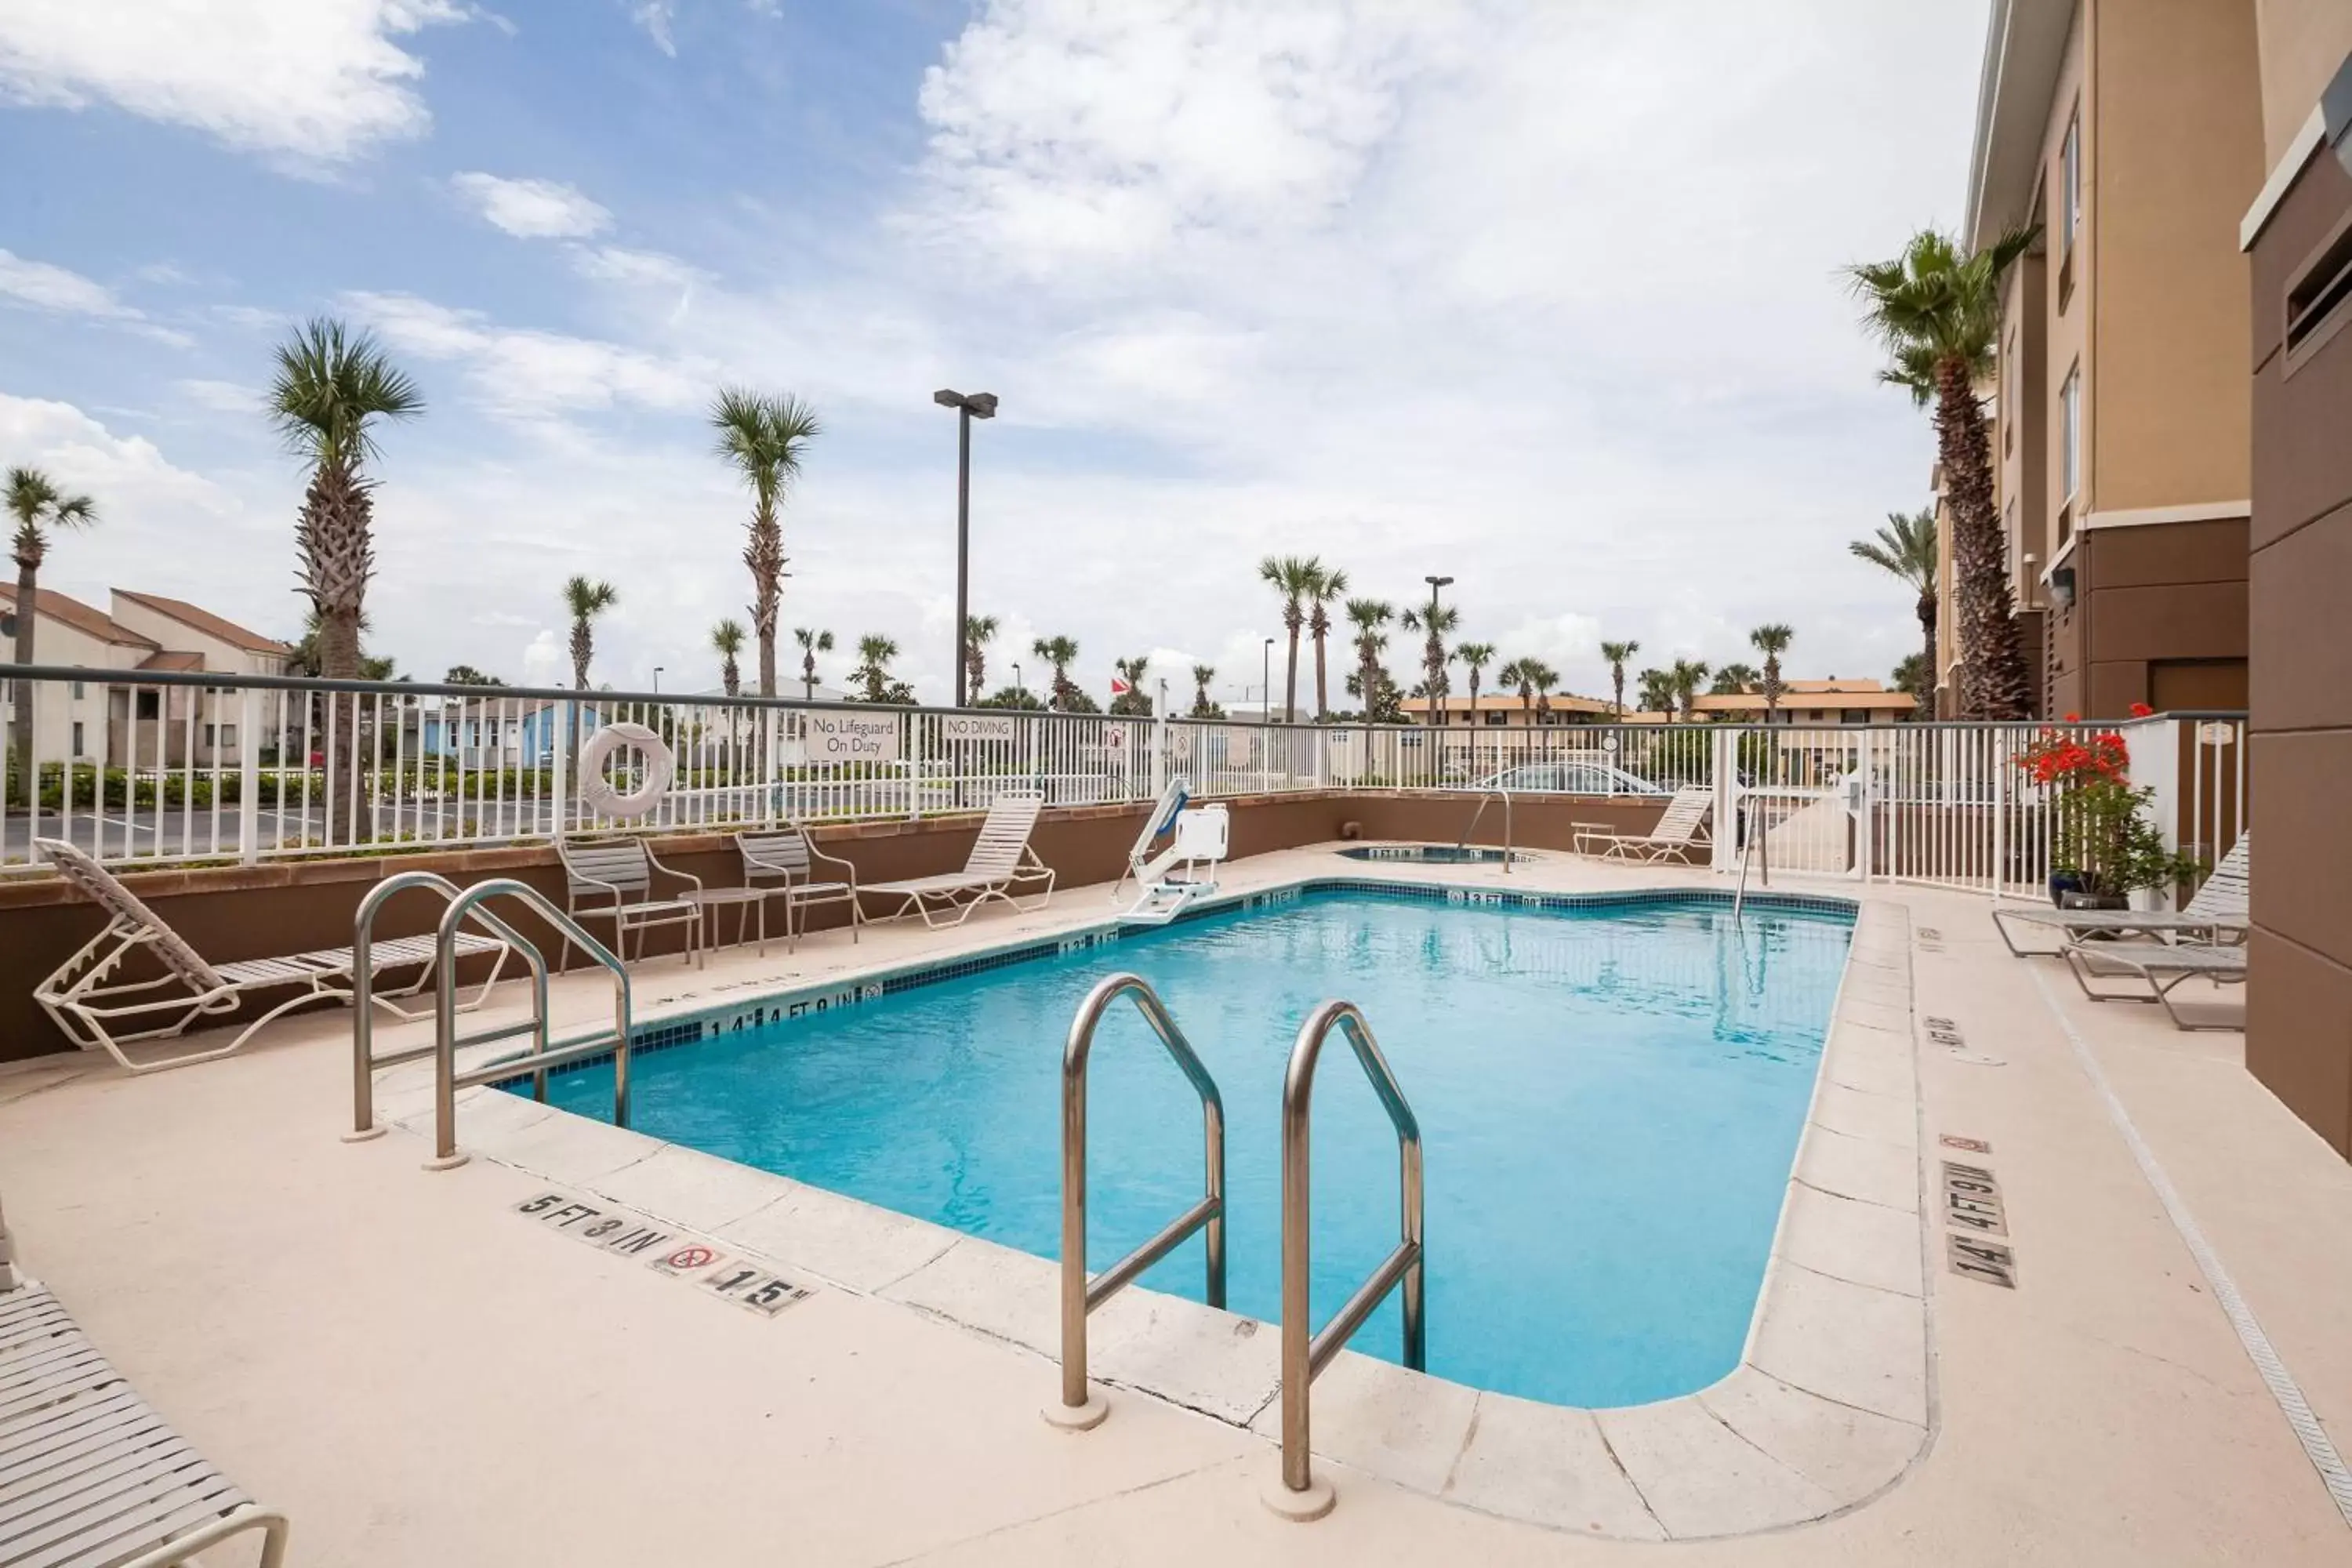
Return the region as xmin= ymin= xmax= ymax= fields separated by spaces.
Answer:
xmin=1273 ymin=1000 xmax=1423 ymax=1512
xmin=428 ymin=879 xmax=633 ymax=1171
xmin=1052 ymin=974 xmax=1225 ymax=1428
xmin=347 ymin=870 xmax=543 ymax=1141
xmin=1455 ymin=786 xmax=1512 ymax=872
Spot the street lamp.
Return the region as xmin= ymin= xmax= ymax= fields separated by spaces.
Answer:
xmin=1011 ymin=662 xmax=1024 ymax=703
xmin=652 ymin=666 xmax=664 ymax=695
xmin=1261 ymin=637 xmax=1276 ymax=729
xmin=1422 ymin=575 xmax=1454 ymax=728
xmin=935 ymin=387 xmax=999 ymax=707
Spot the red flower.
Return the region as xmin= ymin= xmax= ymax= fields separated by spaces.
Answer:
xmin=2129 ymin=702 xmax=2154 ymax=718
xmin=2063 ymin=712 xmax=2081 ymax=723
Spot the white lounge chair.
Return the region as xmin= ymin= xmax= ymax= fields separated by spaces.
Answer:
xmin=860 ymin=790 xmax=1054 ymax=928
xmin=2061 ymin=938 xmax=2247 ymax=1031
xmin=33 ymin=837 xmax=511 ymax=1076
xmin=1577 ymin=786 xmax=1715 ymax=863
xmin=0 ymin=1279 xmax=290 ymax=1568
xmin=1994 ymin=833 xmax=2250 ymax=956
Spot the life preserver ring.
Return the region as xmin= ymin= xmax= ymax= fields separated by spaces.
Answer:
xmin=579 ymin=722 xmax=674 ymax=820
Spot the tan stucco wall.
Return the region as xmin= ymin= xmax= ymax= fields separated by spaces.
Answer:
xmin=2042 ymin=5 xmax=2092 ymax=547
xmin=2253 ymin=0 xmax=2352 ymax=163
xmin=2089 ymin=0 xmax=2262 ymax=514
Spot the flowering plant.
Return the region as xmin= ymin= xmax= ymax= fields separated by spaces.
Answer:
xmin=2014 ymin=706 xmax=2200 ymax=898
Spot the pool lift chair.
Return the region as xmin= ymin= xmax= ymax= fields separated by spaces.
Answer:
xmin=1114 ymin=778 xmax=1229 ymax=926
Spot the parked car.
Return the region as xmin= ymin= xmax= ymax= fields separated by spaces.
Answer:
xmin=1464 ymin=760 xmax=1670 ymax=797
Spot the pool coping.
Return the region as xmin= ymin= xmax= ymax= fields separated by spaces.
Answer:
xmin=371 ymin=861 xmax=1930 ymax=1541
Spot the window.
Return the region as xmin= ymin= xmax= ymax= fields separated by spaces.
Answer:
xmin=1483 ymin=711 xmax=1506 ymax=727
xmin=136 ymin=691 xmax=159 ymax=720
xmin=2059 ymin=363 xmax=2081 ymax=503
xmin=207 ymin=723 xmax=237 ymax=747
xmin=1842 ymin=709 xmax=1870 ymax=725
xmin=203 ymin=724 xmax=216 ymax=748
xmin=2060 ymin=107 xmax=2080 ymax=253
xmin=70 ymin=681 xmax=85 ymax=699
xmin=2285 ymin=210 xmax=2352 ymax=370
xmin=71 ymin=721 xmax=85 ymax=757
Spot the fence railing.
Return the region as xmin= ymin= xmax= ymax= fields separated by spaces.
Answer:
xmin=0 ymin=666 xmax=2245 ymax=902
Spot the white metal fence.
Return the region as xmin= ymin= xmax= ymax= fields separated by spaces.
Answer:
xmin=0 ymin=666 xmax=2245 ymax=902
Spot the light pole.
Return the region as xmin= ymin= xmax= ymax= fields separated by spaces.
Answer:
xmin=1011 ymin=662 xmax=1024 ymax=704
xmin=935 ymin=388 xmax=999 ymax=707
xmin=1261 ymin=638 xmax=1276 ymax=729
xmin=652 ymin=666 xmax=663 ymax=695
xmin=1422 ymin=575 xmax=1453 ymax=728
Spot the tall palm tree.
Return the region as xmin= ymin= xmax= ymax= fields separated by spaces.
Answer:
xmin=268 ymin=319 xmax=422 ymax=681
xmin=6 ymin=468 xmax=97 ymax=782
xmin=1190 ymin=663 xmax=1217 ymax=717
xmin=964 ymin=613 xmax=1000 ymax=704
xmin=1032 ymin=635 xmax=1080 ymax=712
xmin=563 ymin=577 xmax=618 ymax=688
xmin=1455 ymin=641 xmax=1497 ymax=717
xmin=851 ymin=633 xmax=899 ymax=703
xmin=793 ymin=626 xmax=833 ymax=700
xmin=711 ymin=619 xmax=746 ymax=698
xmin=1345 ymin=598 xmax=1394 ymax=724
xmin=1257 ymin=555 xmax=1316 ymax=721
xmin=1849 ymin=227 xmax=2036 ymax=718
xmin=1599 ymin=639 xmax=1640 ymax=719
xmin=1399 ymin=601 xmax=1459 ymax=725
xmin=1669 ymin=659 xmax=1710 ymax=722
xmin=1850 ymin=507 xmax=1939 ymax=714
xmin=1636 ymin=667 xmax=1675 ymax=716
xmin=1749 ymin=623 xmax=1793 ymax=722
xmin=1305 ymin=563 xmax=1348 ymax=721
xmin=1499 ymin=657 xmax=1555 ymax=721
xmin=710 ymin=387 xmax=821 ymax=697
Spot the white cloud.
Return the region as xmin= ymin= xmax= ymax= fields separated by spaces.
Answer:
xmin=342 ymin=290 xmax=714 ymax=424
xmin=520 ymin=627 xmax=567 ymax=686
xmin=0 ymin=249 xmax=193 ymax=345
xmin=630 ymin=2 xmax=677 ymax=57
xmin=175 ymin=379 xmax=260 ymax=415
xmin=451 ymin=172 xmax=612 ymax=240
xmin=0 ymin=0 xmax=470 ymax=163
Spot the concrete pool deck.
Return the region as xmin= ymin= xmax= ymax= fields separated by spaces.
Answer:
xmin=2 ymin=844 xmax=2349 ymax=1563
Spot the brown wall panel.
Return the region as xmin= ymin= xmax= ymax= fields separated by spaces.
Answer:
xmin=2081 ymin=517 xmax=2250 ymax=588
xmin=2251 ymin=305 xmax=2352 ymax=548
xmin=2250 ymin=134 xmax=2352 ymax=371
xmin=2247 ymin=731 xmax=2352 ymax=972
xmin=2084 ymin=581 xmax=2249 ymax=662
xmin=2250 ymin=499 xmax=2352 ymax=731
xmin=2245 ymin=928 xmax=2352 ymax=1158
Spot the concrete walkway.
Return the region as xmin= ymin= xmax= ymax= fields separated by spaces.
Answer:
xmin=2 ymin=847 xmax=2347 ymax=1564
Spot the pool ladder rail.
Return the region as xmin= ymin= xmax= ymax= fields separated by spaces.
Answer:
xmin=1456 ymin=784 xmax=1513 ymax=871
xmin=1047 ymin=978 xmax=1425 ymax=1525
xmin=346 ymin=870 xmax=635 ymax=1170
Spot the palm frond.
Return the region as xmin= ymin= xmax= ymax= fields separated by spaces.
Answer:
xmin=267 ymin=317 xmax=422 ymax=468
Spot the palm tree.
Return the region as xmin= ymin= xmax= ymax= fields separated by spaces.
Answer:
xmin=851 ymin=633 xmax=899 ymax=703
xmin=1668 ymin=659 xmax=1710 ymax=722
xmin=443 ymin=664 xmax=504 ymax=687
xmin=711 ymin=619 xmax=746 ymax=698
xmin=1636 ymin=667 xmax=1675 ymax=716
xmin=1345 ymin=598 xmax=1394 ymax=724
xmin=710 ymin=387 xmax=821 ymax=697
xmin=1498 ymin=656 xmax=1554 ymax=721
xmin=1257 ymin=555 xmax=1316 ymax=721
xmin=1749 ymin=623 xmax=1793 ymax=722
xmin=793 ymin=626 xmax=833 ymax=700
xmin=1032 ymin=635 xmax=1080 ymax=712
xmin=1305 ymin=563 xmax=1348 ymax=720
xmin=1851 ymin=507 xmax=1939 ymax=714
xmin=1190 ymin=663 xmax=1218 ymax=718
xmin=562 ymin=577 xmax=617 ymax=688
xmin=1711 ymin=662 xmax=1761 ymax=695
xmin=6 ymin=468 xmax=97 ymax=782
xmin=1849 ymin=227 xmax=2036 ymax=718
xmin=963 ymin=614 xmax=1000 ymax=704
xmin=1399 ymin=601 xmax=1459 ymax=725
xmin=1110 ymin=655 xmax=1152 ymax=717
xmin=1455 ymin=641 xmax=1497 ymax=717
xmin=1599 ymin=639 xmax=1640 ymax=719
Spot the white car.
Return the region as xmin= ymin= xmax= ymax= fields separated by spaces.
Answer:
xmin=1467 ymin=760 xmax=1671 ymax=797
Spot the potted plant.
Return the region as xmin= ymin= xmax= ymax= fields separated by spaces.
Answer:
xmin=2016 ymin=710 xmax=2204 ymax=909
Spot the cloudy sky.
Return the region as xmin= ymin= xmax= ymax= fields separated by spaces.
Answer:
xmin=0 ymin=0 xmax=1987 ymax=706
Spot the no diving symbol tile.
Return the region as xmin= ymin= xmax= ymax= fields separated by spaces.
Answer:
xmin=1940 ymin=1134 xmax=1992 ymax=1154
xmin=1916 ymin=926 xmax=1945 ymax=953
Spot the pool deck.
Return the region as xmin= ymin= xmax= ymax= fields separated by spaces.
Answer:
xmin=4 ymin=844 xmax=2350 ymax=1564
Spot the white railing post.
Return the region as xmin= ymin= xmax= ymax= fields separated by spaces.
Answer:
xmin=550 ymin=702 xmax=571 ymax=844
xmin=236 ymin=684 xmax=262 ymax=864
xmin=2130 ymin=717 xmax=2183 ymax=909
xmin=1710 ymin=728 xmax=1738 ymax=874
xmin=1991 ymin=727 xmax=2010 ymax=900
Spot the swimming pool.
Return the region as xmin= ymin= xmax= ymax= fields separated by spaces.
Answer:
xmin=526 ymin=887 xmax=1853 ymax=1407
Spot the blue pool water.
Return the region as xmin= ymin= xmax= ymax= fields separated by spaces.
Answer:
xmin=528 ymin=889 xmax=1853 ymax=1407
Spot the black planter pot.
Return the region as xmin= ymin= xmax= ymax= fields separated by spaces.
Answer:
xmin=2056 ymin=888 xmax=2131 ymax=912
xmin=2048 ymin=870 xmax=2084 ymax=906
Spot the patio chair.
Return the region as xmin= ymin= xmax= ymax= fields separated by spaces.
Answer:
xmin=556 ymin=837 xmax=704 ymax=968
xmin=2060 ymin=937 xmax=2247 ymax=1031
xmin=735 ymin=826 xmax=861 ymax=950
xmin=31 ymin=837 xmax=512 ymax=1076
xmin=860 ymin=790 xmax=1054 ymax=928
xmin=1580 ymin=786 xmax=1715 ymax=863
xmin=1992 ymin=833 xmax=2250 ymax=956
xmin=0 ymin=1279 xmax=290 ymax=1568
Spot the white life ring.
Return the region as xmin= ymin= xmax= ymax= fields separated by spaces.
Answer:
xmin=579 ymin=722 xmax=674 ymax=820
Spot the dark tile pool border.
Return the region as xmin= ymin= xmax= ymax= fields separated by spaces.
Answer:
xmin=488 ymin=880 xmax=1857 ymax=1091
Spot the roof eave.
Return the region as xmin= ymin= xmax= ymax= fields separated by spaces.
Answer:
xmin=1962 ymin=0 xmax=2074 ymax=252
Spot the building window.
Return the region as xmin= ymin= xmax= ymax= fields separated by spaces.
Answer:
xmin=2059 ymin=363 xmax=2081 ymax=503
xmin=70 ymin=681 xmax=85 ymax=699
xmin=2061 ymin=107 xmax=2081 ymax=253
xmin=1842 ymin=709 xmax=1869 ymax=725
xmin=2285 ymin=211 xmax=2352 ymax=369
xmin=71 ymin=721 xmax=85 ymax=757
xmin=136 ymin=691 xmax=159 ymax=720
xmin=204 ymin=724 xmax=216 ymax=749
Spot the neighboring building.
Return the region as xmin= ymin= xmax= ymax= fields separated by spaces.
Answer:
xmin=2241 ymin=11 xmax=2352 ymax=1159
xmin=0 ymin=586 xmax=291 ymax=765
xmin=1399 ymin=693 xmax=1613 ymax=728
xmin=1960 ymin=0 xmax=2264 ymax=717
